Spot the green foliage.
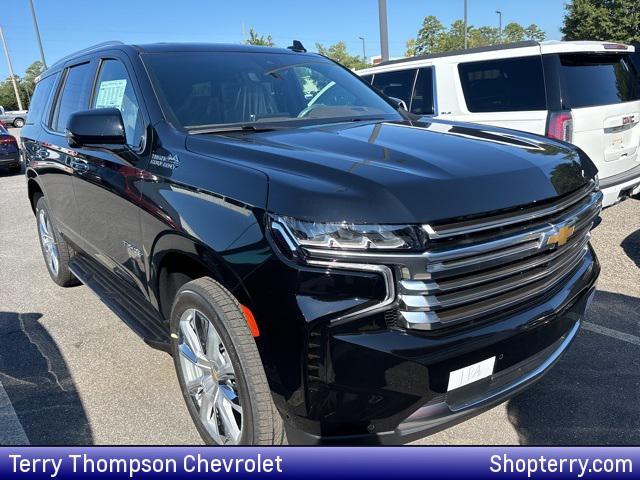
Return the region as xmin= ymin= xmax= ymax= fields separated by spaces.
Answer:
xmin=503 ymin=22 xmax=526 ymax=43
xmin=408 ymin=16 xmax=546 ymax=57
xmin=245 ymin=28 xmax=275 ymax=47
xmin=405 ymin=38 xmax=417 ymax=57
xmin=562 ymin=0 xmax=640 ymax=43
xmin=414 ymin=16 xmax=445 ymax=55
xmin=0 ymin=61 xmax=45 ymax=110
xmin=525 ymin=24 xmax=546 ymax=41
xmin=315 ymin=41 xmax=368 ymax=70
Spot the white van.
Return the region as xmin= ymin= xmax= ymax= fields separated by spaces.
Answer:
xmin=358 ymin=41 xmax=640 ymax=207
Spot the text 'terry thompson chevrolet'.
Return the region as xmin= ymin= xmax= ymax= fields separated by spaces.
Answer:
xmin=22 ymin=41 xmax=601 ymax=445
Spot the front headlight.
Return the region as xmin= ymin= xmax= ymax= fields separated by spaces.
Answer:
xmin=272 ymin=216 xmax=426 ymax=251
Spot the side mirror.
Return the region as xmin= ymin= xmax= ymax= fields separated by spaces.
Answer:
xmin=388 ymin=96 xmax=408 ymax=111
xmin=66 ymin=108 xmax=126 ymax=148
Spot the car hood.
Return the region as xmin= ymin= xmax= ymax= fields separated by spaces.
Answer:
xmin=185 ymin=119 xmax=597 ymax=224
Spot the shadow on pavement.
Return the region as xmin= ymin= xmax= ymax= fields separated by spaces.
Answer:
xmin=506 ymin=291 xmax=640 ymax=445
xmin=621 ymin=228 xmax=640 ymax=268
xmin=0 ymin=311 xmax=93 ymax=444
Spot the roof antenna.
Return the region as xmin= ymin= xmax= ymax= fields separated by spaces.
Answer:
xmin=287 ymin=40 xmax=307 ymax=53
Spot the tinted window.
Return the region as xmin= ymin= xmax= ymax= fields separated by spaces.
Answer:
xmin=458 ymin=56 xmax=547 ymax=112
xmin=143 ymin=52 xmax=400 ymax=129
xmin=26 ymin=73 xmax=58 ymax=125
xmin=559 ymin=53 xmax=640 ymax=108
xmin=92 ymin=59 xmax=144 ymax=148
xmin=411 ymin=67 xmax=434 ymax=115
xmin=371 ymin=69 xmax=416 ymax=107
xmin=52 ymin=62 xmax=94 ymax=131
xmin=361 ymin=74 xmax=373 ymax=84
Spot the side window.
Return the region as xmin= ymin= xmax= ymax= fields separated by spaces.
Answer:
xmin=372 ymin=69 xmax=417 ymax=107
xmin=458 ymin=56 xmax=547 ymax=112
xmin=26 ymin=73 xmax=58 ymax=125
xmin=51 ymin=62 xmax=94 ymax=132
xmin=92 ymin=59 xmax=144 ymax=149
xmin=411 ymin=67 xmax=434 ymax=115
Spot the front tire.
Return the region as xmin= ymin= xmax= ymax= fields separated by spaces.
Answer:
xmin=170 ymin=277 xmax=285 ymax=445
xmin=13 ymin=118 xmax=24 ymax=128
xmin=34 ymin=195 xmax=79 ymax=287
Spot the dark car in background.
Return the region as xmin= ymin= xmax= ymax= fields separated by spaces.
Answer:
xmin=21 ymin=41 xmax=601 ymax=445
xmin=0 ymin=123 xmax=20 ymax=173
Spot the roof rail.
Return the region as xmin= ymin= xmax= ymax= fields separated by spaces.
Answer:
xmin=49 ymin=41 xmax=125 ymax=69
xmin=372 ymin=40 xmax=539 ymax=68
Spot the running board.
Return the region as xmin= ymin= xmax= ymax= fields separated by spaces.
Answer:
xmin=69 ymin=255 xmax=171 ymax=353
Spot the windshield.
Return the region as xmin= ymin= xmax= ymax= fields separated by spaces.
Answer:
xmin=142 ymin=51 xmax=401 ymax=130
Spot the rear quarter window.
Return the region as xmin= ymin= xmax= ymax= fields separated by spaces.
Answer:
xmin=559 ymin=53 xmax=640 ymax=108
xmin=51 ymin=62 xmax=95 ymax=132
xmin=26 ymin=73 xmax=58 ymax=125
xmin=458 ymin=56 xmax=547 ymax=112
xmin=411 ymin=67 xmax=435 ymax=115
xmin=371 ymin=69 xmax=417 ymax=108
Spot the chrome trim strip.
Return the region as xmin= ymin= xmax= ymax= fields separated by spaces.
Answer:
xmin=271 ymin=222 xmax=297 ymax=251
xmin=424 ymin=186 xmax=599 ymax=239
xmin=305 ymin=259 xmax=396 ymax=326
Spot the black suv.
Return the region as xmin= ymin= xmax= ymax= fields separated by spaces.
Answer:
xmin=22 ymin=41 xmax=601 ymax=445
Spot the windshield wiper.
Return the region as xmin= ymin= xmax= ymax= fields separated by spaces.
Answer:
xmin=188 ymin=124 xmax=285 ymax=135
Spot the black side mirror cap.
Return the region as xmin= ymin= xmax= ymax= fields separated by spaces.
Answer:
xmin=66 ymin=108 xmax=126 ymax=148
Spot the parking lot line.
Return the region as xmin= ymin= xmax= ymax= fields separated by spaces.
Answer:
xmin=583 ymin=322 xmax=640 ymax=347
xmin=0 ymin=380 xmax=29 ymax=445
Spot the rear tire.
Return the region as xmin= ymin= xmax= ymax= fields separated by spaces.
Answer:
xmin=170 ymin=277 xmax=285 ymax=445
xmin=34 ymin=195 xmax=79 ymax=287
xmin=13 ymin=118 xmax=24 ymax=128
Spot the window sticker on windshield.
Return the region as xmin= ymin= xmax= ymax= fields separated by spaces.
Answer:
xmin=95 ymin=79 xmax=127 ymax=109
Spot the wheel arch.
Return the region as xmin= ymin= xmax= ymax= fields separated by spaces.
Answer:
xmin=27 ymin=175 xmax=43 ymax=214
xmin=149 ymin=233 xmax=254 ymax=323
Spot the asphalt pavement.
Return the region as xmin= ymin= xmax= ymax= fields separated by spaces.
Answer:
xmin=1 ymin=128 xmax=638 ymax=445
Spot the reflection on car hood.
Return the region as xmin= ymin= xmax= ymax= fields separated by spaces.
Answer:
xmin=186 ymin=119 xmax=596 ymax=223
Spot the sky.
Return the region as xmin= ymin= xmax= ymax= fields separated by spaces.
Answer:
xmin=1 ymin=0 xmax=567 ymax=78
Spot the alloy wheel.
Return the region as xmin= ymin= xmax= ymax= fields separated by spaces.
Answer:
xmin=38 ymin=209 xmax=59 ymax=277
xmin=177 ymin=308 xmax=243 ymax=444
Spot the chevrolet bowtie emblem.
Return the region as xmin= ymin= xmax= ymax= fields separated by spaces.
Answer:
xmin=547 ymin=225 xmax=576 ymax=247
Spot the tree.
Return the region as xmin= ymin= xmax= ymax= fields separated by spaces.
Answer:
xmin=525 ymin=24 xmax=546 ymax=41
xmin=414 ymin=16 xmax=445 ymax=55
xmin=0 ymin=76 xmax=24 ymax=110
xmin=315 ymin=42 xmax=367 ymax=70
xmin=410 ymin=15 xmax=547 ymax=57
xmin=405 ymin=38 xmax=417 ymax=57
xmin=502 ymin=22 xmax=526 ymax=43
xmin=470 ymin=26 xmax=500 ymax=48
xmin=245 ymin=28 xmax=275 ymax=47
xmin=562 ymin=0 xmax=639 ymax=43
xmin=22 ymin=61 xmax=44 ymax=100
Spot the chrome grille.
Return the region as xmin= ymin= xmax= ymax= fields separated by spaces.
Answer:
xmin=399 ymin=184 xmax=601 ymax=330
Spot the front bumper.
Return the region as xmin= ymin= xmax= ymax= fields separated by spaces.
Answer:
xmin=277 ymin=249 xmax=599 ymax=445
